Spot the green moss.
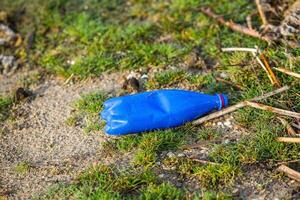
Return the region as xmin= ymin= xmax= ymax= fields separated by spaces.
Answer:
xmin=162 ymin=157 xmax=237 ymax=189
xmin=67 ymin=91 xmax=108 ymax=133
xmin=140 ymin=183 xmax=185 ymax=200
xmin=42 ymin=163 xmax=188 ymax=199
xmin=14 ymin=162 xmax=30 ymax=175
xmin=193 ymin=164 xmax=238 ymax=189
xmin=1 ymin=0 xmax=270 ymax=78
xmin=209 ymin=108 xmax=300 ymax=166
xmin=0 ymin=96 xmax=13 ymax=122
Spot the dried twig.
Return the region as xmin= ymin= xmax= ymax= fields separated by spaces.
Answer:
xmin=259 ymin=53 xmax=281 ymax=86
xmin=64 ymin=73 xmax=74 ymax=85
xmin=200 ymin=7 xmax=272 ymax=43
xmin=276 ymin=159 xmax=300 ymax=166
xmin=255 ymin=0 xmax=268 ymax=26
xmin=276 ymin=137 xmax=300 ymax=143
xmin=193 ymin=86 xmax=290 ymax=124
xmin=245 ymin=101 xmax=300 ymax=119
xmin=251 ymin=51 xmax=279 ymax=86
xmin=193 ymin=102 xmax=247 ymax=125
xmin=251 ymin=85 xmax=290 ymax=101
xmin=221 ymin=47 xmax=258 ymax=53
xmin=277 ymin=117 xmax=297 ymax=135
xmin=273 ymin=67 xmax=300 ymax=79
xmin=221 ymin=47 xmax=280 ymax=86
xmin=277 ymin=164 xmax=300 ymax=182
xmin=246 ymin=15 xmax=253 ymax=30
xmin=215 ymin=77 xmax=245 ymax=90
xmin=292 ymin=123 xmax=300 ymax=130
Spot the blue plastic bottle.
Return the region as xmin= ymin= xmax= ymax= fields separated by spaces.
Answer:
xmin=101 ymin=89 xmax=228 ymax=136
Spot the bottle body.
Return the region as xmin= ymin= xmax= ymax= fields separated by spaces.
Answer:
xmin=101 ymin=89 xmax=228 ymax=136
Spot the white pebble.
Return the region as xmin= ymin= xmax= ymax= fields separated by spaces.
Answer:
xmin=167 ymin=152 xmax=175 ymax=158
xmin=158 ymin=174 xmax=165 ymax=178
xmin=224 ymin=121 xmax=231 ymax=127
xmin=177 ymin=153 xmax=185 ymax=157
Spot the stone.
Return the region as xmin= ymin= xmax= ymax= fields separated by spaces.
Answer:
xmin=166 ymin=152 xmax=175 ymax=158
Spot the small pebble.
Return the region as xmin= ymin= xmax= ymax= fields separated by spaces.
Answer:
xmin=232 ymin=188 xmax=239 ymax=195
xmin=0 ymin=55 xmax=18 ymax=74
xmin=158 ymin=174 xmax=164 ymax=178
xmin=224 ymin=139 xmax=230 ymax=144
xmin=67 ymin=60 xmax=75 ymax=65
xmin=220 ymin=72 xmax=228 ymax=78
xmin=224 ymin=121 xmax=231 ymax=127
xmin=167 ymin=152 xmax=175 ymax=158
xmin=217 ymin=121 xmax=223 ymax=126
xmin=177 ymin=153 xmax=185 ymax=157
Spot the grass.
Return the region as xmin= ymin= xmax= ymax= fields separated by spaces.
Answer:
xmin=14 ymin=162 xmax=30 ymax=175
xmin=102 ymin=125 xmax=194 ymax=167
xmin=43 ymin=162 xmax=233 ymax=200
xmin=42 ymin=163 xmax=186 ymax=199
xmin=66 ymin=91 xmax=108 ymax=133
xmin=197 ymin=127 xmax=222 ymax=141
xmin=162 ymin=157 xmax=238 ymax=190
xmin=0 ymin=96 xmax=13 ymax=122
xmin=1 ymin=0 xmax=269 ymax=79
xmin=209 ymin=108 xmax=300 ymax=166
xmin=1 ymin=0 xmax=300 ymax=198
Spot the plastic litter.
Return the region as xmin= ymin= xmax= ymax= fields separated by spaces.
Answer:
xmin=101 ymin=89 xmax=228 ymax=136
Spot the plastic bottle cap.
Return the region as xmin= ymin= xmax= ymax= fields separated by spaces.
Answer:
xmin=217 ymin=94 xmax=229 ymax=110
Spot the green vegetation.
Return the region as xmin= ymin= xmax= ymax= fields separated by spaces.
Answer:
xmin=66 ymin=91 xmax=108 ymax=133
xmin=1 ymin=0 xmax=299 ymax=198
xmin=103 ymin=125 xmax=193 ymax=167
xmin=0 ymin=96 xmax=13 ymax=122
xmin=197 ymin=128 xmax=221 ymax=141
xmin=43 ymin=163 xmax=233 ymax=199
xmin=209 ymin=108 xmax=300 ymax=166
xmin=14 ymin=162 xmax=30 ymax=175
xmin=1 ymin=0 xmax=268 ymax=79
xmin=43 ymin=164 xmax=184 ymax=199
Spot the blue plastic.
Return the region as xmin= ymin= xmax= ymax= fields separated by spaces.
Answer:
xmin=101 ymin=89 xmax=228 ymax=136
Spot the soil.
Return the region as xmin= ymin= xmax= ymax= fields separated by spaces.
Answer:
xmin=0 ymin=71 xmax=123 ymax=199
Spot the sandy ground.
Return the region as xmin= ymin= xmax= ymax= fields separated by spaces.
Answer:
xmin=0 ymin=71 xmax=122 ymax=199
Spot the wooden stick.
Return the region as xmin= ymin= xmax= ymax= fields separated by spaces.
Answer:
xmin=273 ymin=67 xmax=300 ymax=79
xmin=200 ymin=8 xmax=272 ymax=43
xmin=252 ymin=52 xmax=277 ymax=85
xmin=246 ymin=15 xmax=253 ymax=30
xmin=251 ymin=85 xmax=289 ymax=101
xmin=245 ymin=101 xmax=300 ymax=119
xmin=277 ymin=137 xmax=300 ymax=143
xmin=193 ymin=86 xmax=290 ymax=124
xmin=276 ymin=159 xmax=300 ymax=166
xmin=255 ymin=0 xmax=268 ymax=26
xmin=277 ymin=117 xmax=297 ymax=135
xmin=277 ymin=164 xmax=300 ymax=182
xmin=259 ymin=53 xmax=281 ymax=86
xmin=64 ymin=73 xmax=74 ymax=85
xmin=221 ymin=47 xmax=258 ymax=53
xmin=221 ymin=47 xmax=280 ymax=86
xmin=193 ymin=102 xmax=247 ymax=125
xmin=292 ymin=123 xmax=300 ymax=130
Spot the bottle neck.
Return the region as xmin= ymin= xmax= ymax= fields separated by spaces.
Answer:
xmin=215 ymin=94 xmax=228 ymax=110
